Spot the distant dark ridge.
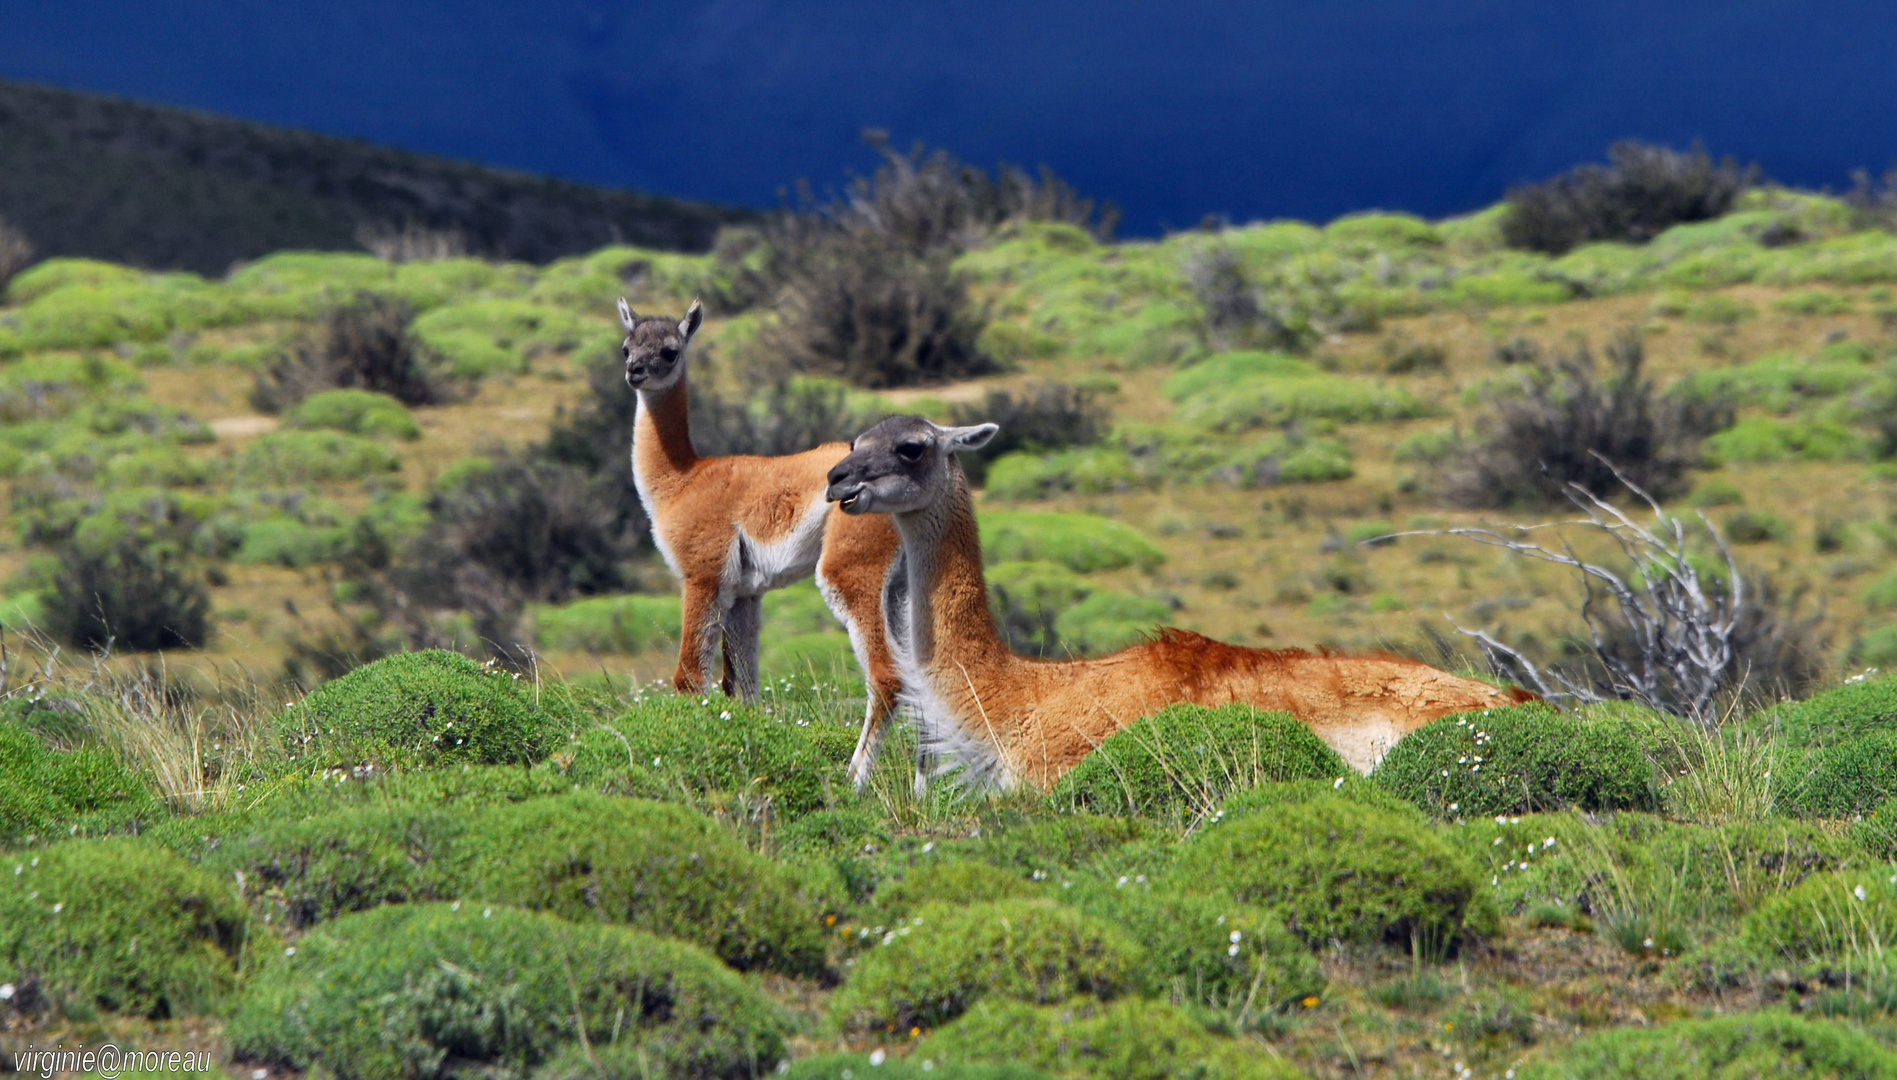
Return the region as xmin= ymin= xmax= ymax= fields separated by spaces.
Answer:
xmin=0 ymin=78 xmax=753 ymax=274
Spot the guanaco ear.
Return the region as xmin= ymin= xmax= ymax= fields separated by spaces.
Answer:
xmin=679 ymin=298 xmax=704 ymax=340
xmin=943 ymin=423 xmax=999 ymax=454
xmin=617 ymin=298 xmax=638 ymax=331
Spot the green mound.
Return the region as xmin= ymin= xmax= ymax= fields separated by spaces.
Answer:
xmin=1050 ymin=704 xmax=1347 ymax=822
xmin=1371 ymin=703 xmax=1657 ymax=817
xmin=1063 ymin=878 xmax=1322 ymax=1014
xmin=231 ymin=429 xmax=403 ymax=484
xmin=203 ymin=801 xmax=462 ymax=929
xmin=279 ymin=649 xmax=578 ymax=770
xmin=967 ymin=814 xmax=1150 ymax=877
xmin=1741 ymin=870 xmax=1897 ymax=964
xmin=0 ymin=721 xmax=160 ymax=845
xmin=1222 ymin=776 xmax=1427 ymax=822
xmin=0 ymin=838 xmax=250 ymax=1017
xmin=1761 ymin=671 xmax=1897 ymax=746
xmin=783 ymin=1054 xmax=1055 ymax=1080
xmin=459 ymin=792 xmax=824 ymax=975
xmin=1173 ymin=795 xmax=1495 ymax=949
xmin=1053 ymin=591 xmax=1173 ymax=655
xmin=870 ymin=858 xmax=1042 ymax=918
xmin=1779 ymin=730 xmax=1897 ymax=817
xmin=918 ymin=996 xmax=1306 ymax=1080
xmin=1517 ymin=1012 xmax=1897 ymax=1080
xmin=978 ymin=511 xmax=1164 ymax=573
xmin=831 ymin=899 xmax=1141 ymax=1032
xmin=282 ymin=388 xmax=422 ymax=440
xmin=549 ymin=692 xmax=854 ymax=819
xmin=1851 ymin=797 xmax=1897 ymax=860
xmin=533 ymin=593 xmax=681 ymax=653
xmin=228 ymin=902 xmax=786 ymax=1080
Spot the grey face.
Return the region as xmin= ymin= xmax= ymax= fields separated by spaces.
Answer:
xmin=826 ymin=416 xmax=999 ymax=515
xmin=618 ymin=298 xmax=702 ymax=391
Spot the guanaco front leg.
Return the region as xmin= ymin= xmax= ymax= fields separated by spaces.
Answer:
xmin=821 ymin=534 xmax=906 ymax=790
xmin=722 ymin=594 xmax=762 ymax=700
xmin=674 ymin=580 xmax=725 ymax=694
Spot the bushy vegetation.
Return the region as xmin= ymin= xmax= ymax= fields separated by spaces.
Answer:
xmin=832 ymin=899 xmax=1140 ymax=1031
xmin=278 ymin=649 xmax=576 ymax=769
xmin=0 ymin=838 xmax=251 ymax=1018
xmin=42 ymin=537 xmax=212 ymax=651
xmin=250 ymin=293 xmax=451 ymax=411
xmin=1503 ymin=141 xmax=1755 ymax=255
xmin=1372 ymin=703 xmax=1658 ymax=817
xmin=919 ymin=996 xmax=1307 ymax=1080
xmin=1173 ymin=793 xmax=1495 ymax=949
xmin=282 ymin=388 xmax=421 ymax=439
xmin=1051 ymin=703 xmax=1347 ymax=821
xmin=0 ymin=722 xmax=159 ymax=845
xmin=227 ymin=902 xmax=786 ymax=1080
xmin=949 ymin=381 xmax=1110 ymax=485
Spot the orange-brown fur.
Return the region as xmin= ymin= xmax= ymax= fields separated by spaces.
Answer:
xmin=621 ymin=300 xmax=906 ymax=784
xmin=829 ymin=418 xmax=1534 ymax=789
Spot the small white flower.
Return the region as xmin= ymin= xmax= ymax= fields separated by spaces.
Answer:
xmin=285 ymin=947 xmax=296 ymax=956
xmin=1493 ymin=837 xmax=1503 ymax=846
xmin=1229 ymin=930 xmax=1243 ymax=943
xmin=1857 ymin=885 xmax=1869 ymax=902
xmin=452 ymin=900 xmax=462 ymax=911
xmin=1227 ymin=944 xmax=1241 ymax=956
xmin=1117 ymin=876 xmax=1129 ymax=887
xmin=1458 ymin=756 xmax=1468 ymax=764
xmin=1448 ymin=803 xmax=1459 ymax=812
xmin=1642 ymin=937 xmax=1654 ymax=949
xmin=922 ymin=1063 xmax=934 ymax=1072
xmin=51 ymin=902 xmax=62 ymax=915
xmin=1333 ymin=776 xmax=1346 ymax=789
xmin=1441 ymin=770 xmax=1450 ymax=777
xmin=921 ymin=842 xmax=934 ymax=853
xmin=869 ymin=1049 xmax=886 ymax=1066
xmin=0 ymin=983 xmax=14 ymax=1000
xmin=1472 ymin=764 xmax=1481 ymax=772
xmin=720 ymin=711 xmax=731 ymax=720
xmin=483 ymin=907 xmax=493 ymax=918
xmin=1544 ymin=837 xmax=1557 ymax=848
xmin=253 ymin=1071 xmax=268 ymax=1080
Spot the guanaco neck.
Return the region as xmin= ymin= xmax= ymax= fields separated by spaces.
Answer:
xmin=632 ymin=379 xmax=698 ymax=503
xmin=890 ymin=463 xmax=1017 ymax=678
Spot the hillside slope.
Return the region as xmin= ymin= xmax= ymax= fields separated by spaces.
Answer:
xmin=0 ymin=78 xmax=753 ymax=273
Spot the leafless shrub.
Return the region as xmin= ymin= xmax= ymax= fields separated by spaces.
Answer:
xmin=1444 ymin=328 xmax=1731 ymax=507
xmin=42 ymin=539 xmax=212 ymax=653
xmin=357 ymin=220 xmax=470 ymax=263
xmin=1433 ymin=461 xmax=1824 ymax=722
xmin=1182 ymin=244 xmax=1313 ymax=352
xmin=0 ymin=214 xmax=33 ymax=299
xmin=251 ymin=293 xmax=454 ymax=411
xmin=1488 ymin=336 xmax=1541 ymax=366
xmin=1503 ymin=141 xmax=1756 ymax=255
xmin=690 ymin=375 xmax=881 ymax=458
xmin=948 ymin=380 xmax=1110 ymax=485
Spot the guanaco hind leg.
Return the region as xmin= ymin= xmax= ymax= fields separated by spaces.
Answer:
xmin=722 ymin=594 xmax=762 ymax=700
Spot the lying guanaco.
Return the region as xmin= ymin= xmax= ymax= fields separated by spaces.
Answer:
xmin=823 ymin=415 xmax=1536 ymax=788
xmin=618 ymin=299 xmax=907 ymax=786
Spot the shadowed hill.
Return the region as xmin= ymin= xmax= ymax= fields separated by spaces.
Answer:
xmin=0 ymin=78 xmax=753 ymax=273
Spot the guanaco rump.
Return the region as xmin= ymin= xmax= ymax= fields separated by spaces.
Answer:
xmin=824 ymin=415 xmax=1536 ymax=789
xmin=618 ymin=298 xmax=907 ymax=786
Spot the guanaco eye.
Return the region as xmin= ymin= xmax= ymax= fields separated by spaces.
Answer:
xmin=621 ymin=344 xmax=631 ymax=358
xmin=896 ymin=442 xmax=926 ymax=462
xmin=660 ymin=346 xmax=680 ymax=361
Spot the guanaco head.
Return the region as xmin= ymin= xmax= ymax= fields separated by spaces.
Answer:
xmin=826 ymin=415 xmax=999 ymax=515
xmin=617 ymin=297 xmax=703 ymax=391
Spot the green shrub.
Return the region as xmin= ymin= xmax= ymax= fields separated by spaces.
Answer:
xmin=1775 ymin=289 xmax=1855 ymax=315
xmin=235 ymin=517 xmax=354 ymax=567
xmin=203 ymin=802 xmax=461 ymax=929
xmin=279 ymin=650 xmax=574 ymax=770
xmin=410 ymin=299 xmax=608 ymax=376
xmin=1517 ymin=1012 xmax=1897 ymax=1080
xmin=1222 ymin=776 xmax=1428 ymax=822
xmin=987 ymin=559 xmax=1093 ymax=655
xmin=1214 ymin=433 xmax=1355 ymax=486
xmin=984 ymin=446 xmax=1142 ymax=500
xmin=1176 ymin=374 xmax=1428 ymax=432
xmin=459 ymin=793 xmax=823 ymax=975
xmin=1063 ymin=879 xmax=1322 ymax=1015
xmin=967 ymin=815 xmax=1150 ymax=877
xmin=1371 ymin=703 xmax=1658 ymax=818
xmin=918 ymin=996 xmax=1305 ymax=1080
xmin=0 ymin=838 xmax=250 ymax=1017
xmin=1171 ymin=795 xmax=1496 ymax=948
xmin=42 ymin=537 xmax=212 ymax=652
xmin=0 ymin=724 xmax=160 ymax=845
xmin=1743 ymin=869 xmax=1897 ymax=963
xmin=871 ymin=858 xmax=1042 ymax=918
xmin=548 ymin=693 xmax=854 ymax=819
xmin=1856 ymin=626 xmax=1897 ymax=668
xmin=283 ymin=388 xmax=422 ymax=439
xmin=1703 ymin=416 xmax=1870 ymax=463
xmin=1850 ymin=797 xmax=1897 ymax=861
xmin=1723 ymin=509 xmax=1790 ymax=544
xmin=1863 ymin=569 xmax=1897 ymax=611
xmin=1687 ymin=479 xmax=1746 ymax=507
xmin=531 ymin=593 xmax=681 ymax=653
xmin=783 ymin=1054 xmax=1055 ymax=1080
xmin=1053 ymin=591 xmax=1171 ymax=655
xmin=1778 ymin=730 xmax=1897 ymax=817
xmin=979 ymin=511 xmax=1164 ymax=572
xmin=1760 ymin=671 xmax=1897 ymax=746
xmin=1050 ymin=704 xmax=1346 ymax=822
xmin=227 ymin=902 xmax=786 ymax=1080
xmin=233 ymin=429 xmax=403 ymax=484
xmin=1159 ymin=351 xmax=1318 ymax=401
xmin=831 ymin=899 xmax=1141 ymax=1031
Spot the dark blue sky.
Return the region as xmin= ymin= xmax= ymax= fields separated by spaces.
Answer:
xmin=6 ymin=2 xmax=1895 ymax=235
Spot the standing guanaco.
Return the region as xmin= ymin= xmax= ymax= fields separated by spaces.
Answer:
xmin=618 ymin=298 xmax=908 ymax=787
